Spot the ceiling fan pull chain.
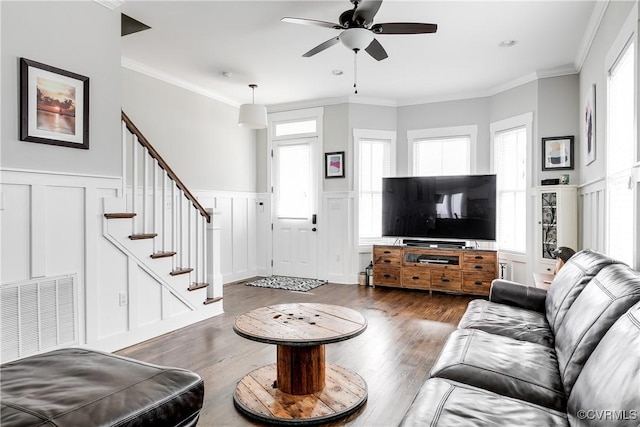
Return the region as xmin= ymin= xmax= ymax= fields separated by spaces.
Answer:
xmin=354 ymin=49 xmax=358 ymax=94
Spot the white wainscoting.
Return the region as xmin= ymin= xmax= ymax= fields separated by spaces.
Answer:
xmin=1 ymin=169 xmax=224 ymax=356
xmin=1 ymin=168 xmax=121 ymax=353
xmin=578 ymin=178 xmax=606 ymax=253
xmin=192 ymin=189 xmax=264 ymax=283
xmin=322 ymin=192 xmax=358 ymax=284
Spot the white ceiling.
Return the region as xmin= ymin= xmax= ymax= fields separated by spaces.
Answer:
xmin=119 ymin=0 xmax=598 ymax=108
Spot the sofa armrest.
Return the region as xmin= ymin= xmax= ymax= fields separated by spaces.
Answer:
xmin=489 ymin=279 xmax=547 ymax=313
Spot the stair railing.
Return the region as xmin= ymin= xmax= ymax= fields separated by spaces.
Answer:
xmin=121 ymin=111 xmax=216 ymax=300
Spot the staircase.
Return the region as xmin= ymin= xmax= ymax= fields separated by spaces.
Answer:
xmin=102 ymin=112 xmax=222 ymax=318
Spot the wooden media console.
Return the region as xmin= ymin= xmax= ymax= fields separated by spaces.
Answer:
xmin=372 ymin=245 xmax=498 ymax=296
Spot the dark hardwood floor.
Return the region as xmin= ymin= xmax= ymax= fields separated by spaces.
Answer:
xmin=116 ymin=282 xmax=475 ymax=426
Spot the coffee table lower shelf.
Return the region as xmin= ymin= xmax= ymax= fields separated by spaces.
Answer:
xmin=234 ymin=363 xmax=368 ymax=425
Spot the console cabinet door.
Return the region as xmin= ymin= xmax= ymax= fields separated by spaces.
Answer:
xmin=402 ymin=267 xmax=430 ymax=290
xmin=462 ymin=273 xmax=492 ymax=295
xmin=374 ymin=267 xmax=401 ymax=287
xmin=430 ymin=268 xmax=462 ymax=293
xmin=535 ymin=186 xmax=577 ymax=274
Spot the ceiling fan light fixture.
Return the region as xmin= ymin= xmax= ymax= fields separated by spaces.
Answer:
xmin=238 ymin=84 xmax=267 ymax=129
xmin=339 ymin=28 xmax=374 ymax=51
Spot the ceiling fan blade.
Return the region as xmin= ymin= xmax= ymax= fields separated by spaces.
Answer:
xmin=371 ymin=22 xmax=438 ymax=34
xmin=282 ymin=17 xmax=343 ymax=30
xmin=365 ymin=38 xmax=388 ymax=61
xmin=302 ymin=36 xmax=341 ymax=57
xmin=354 ymin=0 xmax=383 ymax=26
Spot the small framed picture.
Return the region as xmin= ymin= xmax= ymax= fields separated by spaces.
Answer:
xmin=542 ymin=136 xmax=574 ymax=171
xmin=325 ymin=151 xmax=345 ymax=178
xmin=20 ymin=58 xmax=90 ymax=149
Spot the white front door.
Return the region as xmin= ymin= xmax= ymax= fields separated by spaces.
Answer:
xmin=272 ymin=137 xmax=318 ymax=279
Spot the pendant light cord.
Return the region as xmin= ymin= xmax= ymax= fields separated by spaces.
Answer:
xmin=353 ymin=49 xmax=359 ymax=94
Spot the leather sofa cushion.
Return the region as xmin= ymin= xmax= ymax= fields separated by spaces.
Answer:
xmin=430 ymin=329 xmax=566 ymax=411
xmin=399 ymin=378 xmax=569 ymax=427
xmin=567 ymin=302 xmax=640 ymax=426
xmin=1 ymin=348 xmax=204 ymax=427
xmin=554 ymin=263 xmax=640 ymax=396
xmin=457 ymin=299 xmax=554 ymax=346
xmin=545 ymin=249 xmax=618 ymax=334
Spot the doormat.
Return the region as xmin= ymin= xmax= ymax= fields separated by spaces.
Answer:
xmin=244 ymin=276 xmax=327 ymax=292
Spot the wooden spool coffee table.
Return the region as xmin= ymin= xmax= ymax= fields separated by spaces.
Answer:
xmin=233 ymin=302 xmax=368 ymax=425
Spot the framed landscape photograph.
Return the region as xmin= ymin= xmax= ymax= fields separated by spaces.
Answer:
xmin=542 ymin=136 xmax=574 ymax=171
xmin=325 ymin=151 xmax=345 ymax=178
xmin=20 ymin=58 xmax=89 ymax=149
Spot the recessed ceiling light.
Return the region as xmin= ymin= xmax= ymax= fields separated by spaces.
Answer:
xmin=499 ymin=40 xmax=517 ymax=48
xmin=221 ymin=71 xmax=233 ymax=78
xmin=332 ymin=70 xmax=344 ymax=76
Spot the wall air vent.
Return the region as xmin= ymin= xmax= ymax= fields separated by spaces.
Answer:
xmin=1 ymin=274 xmax=78 ymax=363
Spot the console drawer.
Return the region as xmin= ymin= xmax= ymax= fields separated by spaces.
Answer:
xmin=462 ymin=251 xmax=497 ymax=264
xmin=462 ymin=272 xmax=492 ymax=295
xmin=373 ymin=246 xmax=402 ymax=266
xmin=464 ymin=262 xmax=496 ymax=275
xmin=402 ymin=267 xmax=430 ymax=290
xmin=374 ymin=266 xmax=401 ymax=287
xmin=430 ymin=270 xmax=462 ymax=293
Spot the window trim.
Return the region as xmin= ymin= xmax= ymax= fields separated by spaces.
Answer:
xmin=407 ymin=125 xmax=477 ymax=175
xmin=353 ymin=128 xmax=397 ymax=249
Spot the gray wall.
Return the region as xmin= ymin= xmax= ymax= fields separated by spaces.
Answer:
xmin=121 ymin=68 xmax=257 ymax=192
xmin=397 ymin=97 xmax=491 ymax=176
xmin=538 ymin=74 xmax=580 ymax=186
xmin=1 ymin=1 xmax=121 ymax=176
xmin=578 ymin=0 xmax=635 ymax=185
xmin=323 ymin=104 xmax=350 ymax=193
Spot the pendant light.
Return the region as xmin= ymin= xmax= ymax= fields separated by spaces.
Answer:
xmin=238 ymin=84 xmax=267 ymax=129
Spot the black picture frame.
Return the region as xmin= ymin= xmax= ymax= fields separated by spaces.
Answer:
xmin=20 ymin=58 xmax=89 ymax=149
xmin=542 ymin=136 xmax=574 ymax=171
xmin=325 ymin=151 xmax=345 ymax=178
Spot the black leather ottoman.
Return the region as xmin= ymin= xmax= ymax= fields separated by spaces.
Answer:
xmin=1 ymin=348 xmax=204 ymax=427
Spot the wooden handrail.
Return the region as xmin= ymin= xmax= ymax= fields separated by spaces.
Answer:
xmin=121 ymin=111 xmax=211 ymax=223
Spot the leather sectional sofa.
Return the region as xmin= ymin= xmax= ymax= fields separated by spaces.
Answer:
xmin=400 ymin=249 xmax=640 ymax=426
xmin=1 ymin=348 xmax=204 ymax=426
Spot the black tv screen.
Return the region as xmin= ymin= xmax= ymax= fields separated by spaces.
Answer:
xmin=381 ymin=175 xmax=496 ymax=241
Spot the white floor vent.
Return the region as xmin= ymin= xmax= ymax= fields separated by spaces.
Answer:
xmin=1 ymin=274 xmax=78 ymax=363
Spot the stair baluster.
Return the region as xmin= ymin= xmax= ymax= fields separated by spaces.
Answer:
xmin=132 ymin=134 xmax=139 ymax=235
xmin=115 ymin=111 xmax=215 ymax=302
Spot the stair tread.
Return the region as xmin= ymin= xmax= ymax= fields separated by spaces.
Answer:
xmin=104 ymin=213 xmax=136 ymax=219
xmin=129 ymin=233 xmax=158 ymax=240
xmin=170 ymin=268 xmax=193 ymax=276
xmin=188 ymin=283 xmax=209 ymax=291
xmin=151 ymin=251 xmax=177 ymax=259
xmin=204 ymin=297 xmax=223 ymax=305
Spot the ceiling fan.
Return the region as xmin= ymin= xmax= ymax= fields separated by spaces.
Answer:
xmin=282 ymin=0 xmax=438 ymax=61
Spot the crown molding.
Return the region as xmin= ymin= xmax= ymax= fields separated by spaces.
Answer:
xmin=536 ymin=63 xmax=579 ymax=79
xmin=267 ymin=96 xmax=397 ymax=113
xmin=121 ymin=57 xmax=240 ymax=108
xmin=574 ymin=0 xmax=610 ymax=72
xmin=94 ymin=0 xmax=125 ymax=10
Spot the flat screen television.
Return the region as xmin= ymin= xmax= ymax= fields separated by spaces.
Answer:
xmin=381 ymin=174 xmax=496 ymax=241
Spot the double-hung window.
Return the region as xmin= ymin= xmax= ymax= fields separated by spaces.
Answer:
xmin=354 ymin=129 xmax=396 ymax=246
xmin=491 ymin=114 xmax=532 ymax=254
xmin=408 ymin=126 xmax=475 ymax=176
xmin=606 ymin=28 xmax=635 ymax=266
